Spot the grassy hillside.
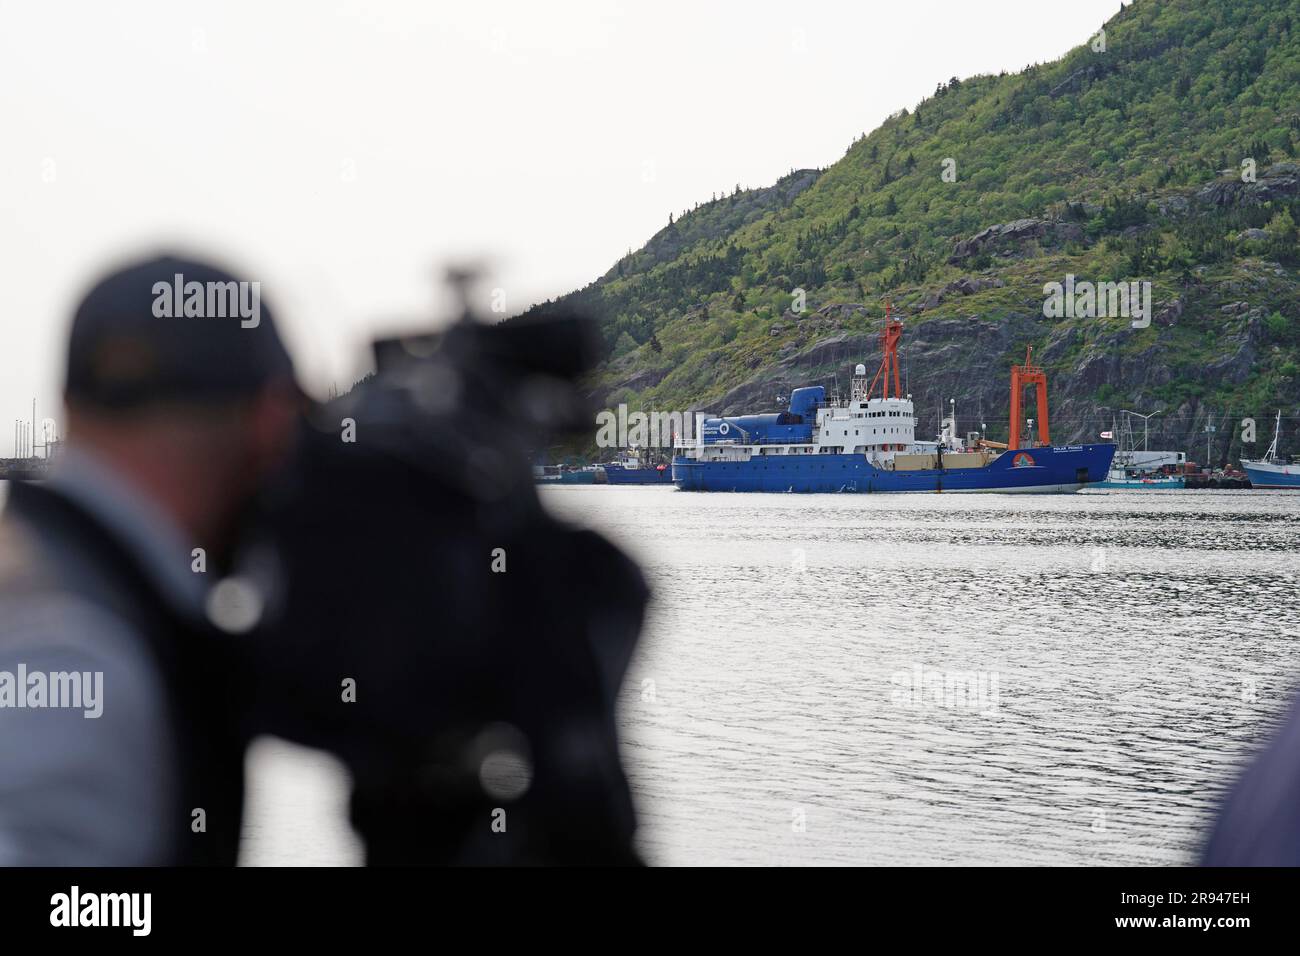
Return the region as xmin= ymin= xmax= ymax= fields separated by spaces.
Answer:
xmin=527 ymin=0 xmax=1300 ymax=462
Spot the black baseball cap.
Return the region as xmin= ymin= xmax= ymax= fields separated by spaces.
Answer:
xmin=64 ymin=254 xmax=296 ymax=409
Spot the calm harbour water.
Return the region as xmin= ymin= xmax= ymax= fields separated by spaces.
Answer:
xmin=4 ymin=481 xmax=1298 ymax=865
xmin=542 ymin=486 xmax=1300 ymax=866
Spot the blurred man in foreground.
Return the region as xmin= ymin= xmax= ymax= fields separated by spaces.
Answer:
xmin=1204 ymin=693 xmax=1300 ymax=865
xmin=0 ymin=254 xmax=299 ymax=864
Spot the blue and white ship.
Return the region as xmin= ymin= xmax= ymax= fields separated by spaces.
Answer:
xmin=1241 ymin=411 xmax=1300 ymax=489
xmin=672 ymin=311 xmax=1115 ymax=494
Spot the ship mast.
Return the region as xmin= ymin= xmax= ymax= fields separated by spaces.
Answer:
xmin=867 ymin=301 xmax=903 ymax=401
xmin=1264 ymin=409 xmax=1281 ymax=462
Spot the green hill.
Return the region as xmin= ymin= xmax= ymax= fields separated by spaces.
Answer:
xmin=527 ymin=0 xmax=1300 ymax=463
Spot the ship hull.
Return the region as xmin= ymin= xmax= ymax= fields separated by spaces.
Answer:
xmin=1095 ymin=476 xmax=1186 ymax=490
xmin=534 ymin=470 xmax=598 ymax=485
xmin=1241 ymin=461 xmax=1300 ymax=489
xmin=672 ymin=443 xmax=1115 ymax=493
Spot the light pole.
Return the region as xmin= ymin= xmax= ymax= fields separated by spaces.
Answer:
xmin=1120 ymin=409 xmax=1163 ymax=452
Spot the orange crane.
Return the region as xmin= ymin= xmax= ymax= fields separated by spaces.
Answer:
xmin=1009 ymin=345 xmax=1050 ymax=449
xmin=867 ymin=301 xmax=903 ymax=401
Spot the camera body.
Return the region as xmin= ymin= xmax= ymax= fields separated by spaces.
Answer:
xmin=240 ymin=312 xmax=647 ymax=864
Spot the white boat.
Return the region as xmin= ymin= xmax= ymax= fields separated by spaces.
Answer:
xmin=1241 ymin=412 xmax=1300 ymax=489
xmin=1095 ymin=467 xmax=1185 ymax=489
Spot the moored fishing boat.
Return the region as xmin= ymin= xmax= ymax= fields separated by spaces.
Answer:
xmin=601 ymin=451 xmax=672 ymax=485
xmin=533 ymin=464 xmax=600 ymax=485
xmin=1241 ymin=411 xmax=1300 ymax=489
xmin=1095 ymin=468 xmax=1186 ymax=490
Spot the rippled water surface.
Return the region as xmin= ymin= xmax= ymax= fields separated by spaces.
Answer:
xmin=5 ymin=480 xmax=1297 ymax=865
xmin=542 ymin=486 xmax=1300 ymax=866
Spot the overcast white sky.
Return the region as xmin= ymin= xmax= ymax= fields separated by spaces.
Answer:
xmin=0 ymin=0 xmax=1120 ymax=443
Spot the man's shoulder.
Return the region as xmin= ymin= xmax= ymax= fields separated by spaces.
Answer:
xmin=0 ymin=506 xmax=145 ymax=661
xmin=0 ymin=491 xmax=151 ymax=619
xmin=0 ymin=508 xmax=55 ymax=595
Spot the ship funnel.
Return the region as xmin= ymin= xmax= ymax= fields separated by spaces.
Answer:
xmin=788 ymin=386 xmax=825 ymax=421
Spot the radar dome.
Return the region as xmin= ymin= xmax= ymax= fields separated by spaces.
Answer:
xmin=854 ymin=363 xmax=867 ymax=377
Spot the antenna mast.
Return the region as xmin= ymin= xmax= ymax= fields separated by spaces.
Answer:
xmin=1265 ymin=410 xmax=1281 ymax=461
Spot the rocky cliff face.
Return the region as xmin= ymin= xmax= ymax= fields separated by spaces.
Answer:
xmin=1196 ymin=163 xmax=1300 ymax=207
xmin=948 ymin=219 xmax=1084 ymax=264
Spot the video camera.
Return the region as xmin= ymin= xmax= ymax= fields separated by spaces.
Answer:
xmin=235 ymin=276 xmax=647 ymax=864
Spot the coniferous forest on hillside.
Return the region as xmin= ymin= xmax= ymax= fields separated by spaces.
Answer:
xmin=525 ymin=0 xmax=1300 ymax=461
